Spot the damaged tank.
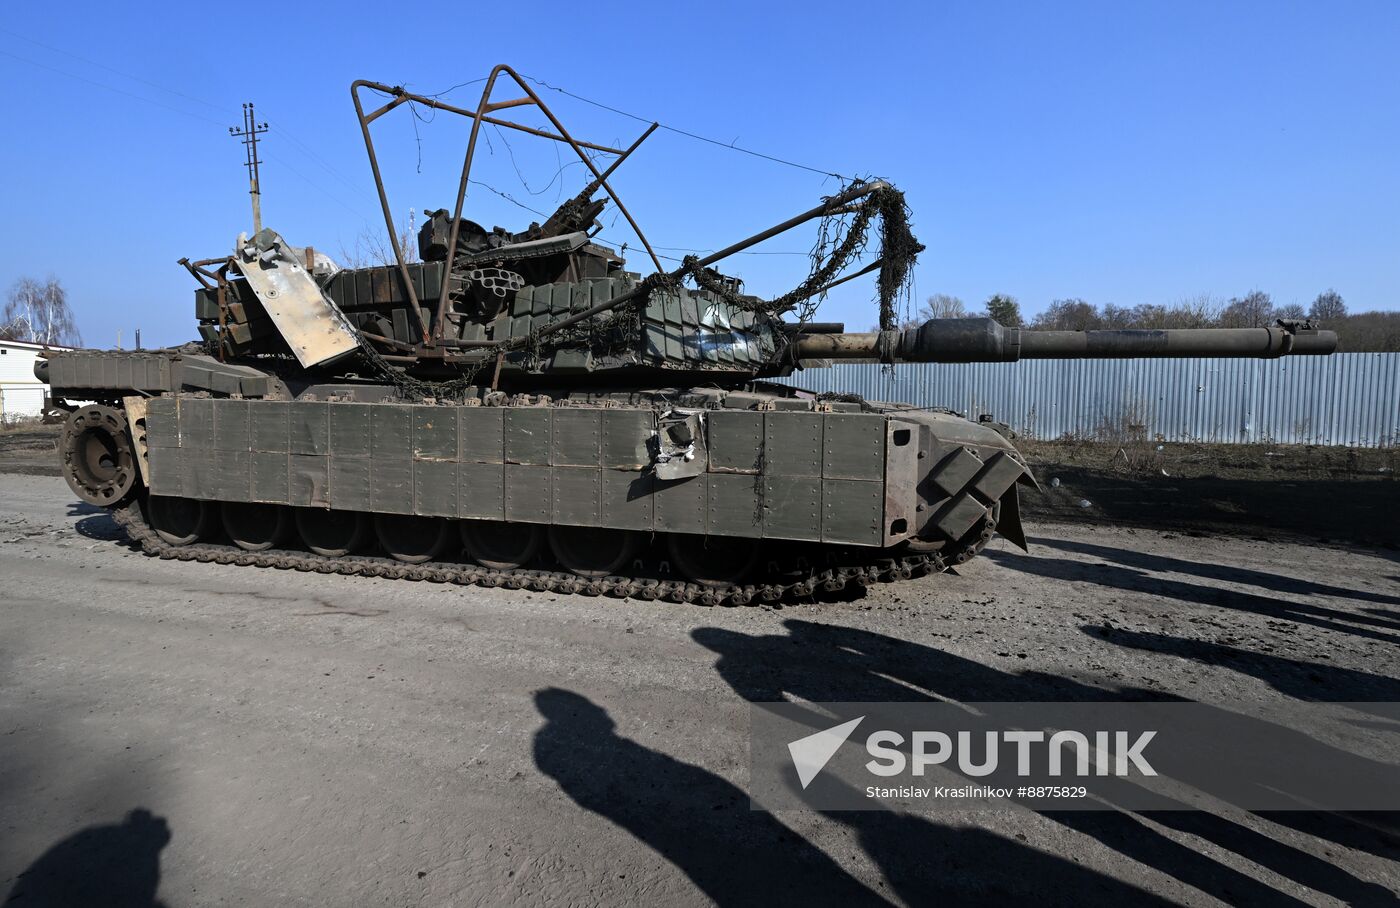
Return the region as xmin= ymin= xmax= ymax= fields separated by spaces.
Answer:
xmin=37 ymin=66 xmax=1339 ymax=605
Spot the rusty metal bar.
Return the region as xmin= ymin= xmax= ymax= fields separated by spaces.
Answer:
xmin=351 ymin=80 xmax=626 ymax=155
xmin=350 ymin=81 xmax=430 ymax=344
xmin=484 ymin=96 xmax=534 ymax=113
xmin=215 ymin=265 xmax=230 ymax=363
xmin=803 ymin=258 xmax=882 ymax=300
xmin=179 ymin=257 xmax=215 ymax=289
xmin=595 ymin=121 xmax=657 ymax=185
xmin=434 ymin=66 xmax=513 ymax=347
xmin=359 ymin=330 xmax=416 ymax=352
xmin=179 ymin=255 xmax=235 ymax=289
xmin=362 ymin=94 xmax=411 ymax=124
xmin=436 ymin=336 xmax=500 ymax=348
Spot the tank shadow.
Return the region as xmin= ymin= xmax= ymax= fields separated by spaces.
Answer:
xmin=1081 ymin=625 xmax=1400 ymax=706
xmin=73 ymin=512 xmax=125 ymax=541
xmin=3 ymin=809 xmax=171 ymax=908
xmin=985 ymin=548 xmax=1400 ymax=644
xmin=65 ymin=501 xmax=104 ymax=517
xmin=1030 ymin=536 xmax=1400 ymax=606
xmin=689 ymin=619 xmax=1397 ymax=906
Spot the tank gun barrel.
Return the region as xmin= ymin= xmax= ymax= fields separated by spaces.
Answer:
xmin=793 ymin=317 xmax=1338 ymax=362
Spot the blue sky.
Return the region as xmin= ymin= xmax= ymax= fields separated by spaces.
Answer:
xmin=1 ymin=1 xmax=1396 ymax=348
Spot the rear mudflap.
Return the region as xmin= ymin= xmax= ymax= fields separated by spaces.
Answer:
xmin=996 ymin=484 xmax=1029 ymax=551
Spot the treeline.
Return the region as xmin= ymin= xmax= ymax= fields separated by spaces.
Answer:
xmin=897 ymin=290 xmax=1400 ymax=352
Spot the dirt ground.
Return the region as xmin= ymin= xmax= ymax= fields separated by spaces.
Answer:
xmin=1020 ymin=438 xmax=1400 ymax=548
xmin=0 ymin=424 xmax=62 ymax=478
xmin=1 ymin=456 xmax=1399 ymax=905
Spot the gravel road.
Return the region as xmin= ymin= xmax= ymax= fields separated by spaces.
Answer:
xmin=1 ymin=472 xmax=1397 ymax=906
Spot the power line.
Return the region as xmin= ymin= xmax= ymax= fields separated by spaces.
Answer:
xmin=264 ymin=151 xmax=374 ymax=221
xmin=468 ymin=181 xmax=549 ymax=217
xmin=0 ymin=47 xmax=225 ymax=126
xmin=517 ymin=72 xmax=852 ymax=181
xmin=264 ymin=121 xmax=364 ymax=195
xmin=1 ymin=29 xmax=374 ymax=224
xmin=371 ymin=66 xmax=851 ymax=181
xmin=425 ymin=76 xmax=487 ymax=99
xmin=0 ymin=25 xmax=229 ymax=115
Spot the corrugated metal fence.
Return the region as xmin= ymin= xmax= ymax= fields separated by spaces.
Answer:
xmin=772 ymin=352 xmax=1400 ymax=447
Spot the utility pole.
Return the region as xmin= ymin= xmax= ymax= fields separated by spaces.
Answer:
xmin=229 ymin=102 xmax=269 ymax=233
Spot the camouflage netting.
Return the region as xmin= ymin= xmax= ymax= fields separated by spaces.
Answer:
xmin=530 ymin=181 xmax=922 ymax=362
xmin=649 ymin=182 xmax=919 ymax=328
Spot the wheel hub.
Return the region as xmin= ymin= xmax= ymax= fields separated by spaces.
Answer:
xmin=62 ymin=405 xmax=138 ymax=506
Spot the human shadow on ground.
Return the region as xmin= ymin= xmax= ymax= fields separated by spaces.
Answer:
xmin=689 ymin=619 xmax=1397 ymax=907
xmin=1083 ymin=625 xmax=1400 ymax=705
xmin=532 ymin=688 xmax=887 ymax=905
xmin=1031 ymin=536 xmax=1400 ymax=606
xmin=985 ymin=548 xmax=1400 ymax=644
xmin=532 ymin=688 xmax=1169 ymax=906
xmin=3 ymin=809 xmax=171 ymax=907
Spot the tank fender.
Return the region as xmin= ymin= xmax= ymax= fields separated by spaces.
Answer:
xmin=997 ymin=485 xmax=1029 ymax=551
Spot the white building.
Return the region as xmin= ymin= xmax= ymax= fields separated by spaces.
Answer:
xmin=0 ymin=339 xmax=74 ymax=421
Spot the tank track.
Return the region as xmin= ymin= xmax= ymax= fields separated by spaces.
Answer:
xmin=110 ymin=499 xmax=998 ymax=607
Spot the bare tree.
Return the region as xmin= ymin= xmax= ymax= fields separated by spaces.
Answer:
xmin=1219 ymin=290 xmax=1273 ymax=328
xmin=919 ymin=294 xmax=967 ymax=320
xmin=1164 ymin=294 xmax=1221 ymax=328
xmin=1099 ymin=304 xmax=1134 ymax=328
xmin=339 ymin=211 xmax=420 ymax=269
xmin=1275 ymin=303 xmax=1306 ymax=320
xmin=1309 ymin=289 xmax=1346 ymax=321
xmin=1138 ymin=304 xmax=1177 ymax=328
xmin=1031 ymin=298 xmax=1100 ymax=331
xmin=2 ymin=277 xmax=82 ymax=346
xmin=984 ymin=294 xmax=1022 ymax=327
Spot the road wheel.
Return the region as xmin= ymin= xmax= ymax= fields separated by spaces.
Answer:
xmin=461 ymin=520 xmax=543 ymax=570
xmin=147 ymin=495 xmax=214 ymax=546
xmin=548 ymin=526 xmax=640 ymax=578
xmin=295 ymin=508 xmax=368 ymax=557
xmin=61 ymin=405 xmax=138 ymax=507
xmin=222 ymin=502 xmax=290 ymax=551
xmin=374 ymin=514 xmax=450 ymax=563
xmin=666 ymin=534 xmax=759 ymax=588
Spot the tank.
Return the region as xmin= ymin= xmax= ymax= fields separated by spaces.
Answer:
xmin=37 ymin=66 xmax=1339 ymax=605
